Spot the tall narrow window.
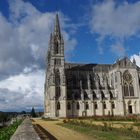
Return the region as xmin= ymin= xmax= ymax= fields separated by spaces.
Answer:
xmin=55 ymin=69 xmax=61 ymax=98
xmin=54 ymin=41 xmax=59 ymax=54
xmin=101 ymin=91 xmax=105 ymax=100
xmin=124 ymin=83 xmax=129 ymax=96
xmin=56 ymin=87 xmax=60 ymax=98
xmin=129 ymin=83 xmax=134 ymax=96
xmin=110 ymin=91 xmax=113 ymax=99
xmin=81 ymin=75 xmax=88 ymax=89
xmin=54 ymin=59 xmax=61 ymax=65
xmin=76 ymin=102 xmax=80 ymax=110
xmin=67 ymin=102 xmax=71 ymax=110
xmin=111 ymin=102 xmax=115 ymax=109
xmin=93 ymin=91 xmax=97 ymax=100
xmin=115 ymin=72 xmax=117 ymax=82
xmin=55 ymin=69 xmax=60 ymax=86
xmin=103 ymin=102 xmax=106 ymax=109
xmin=85 ymin=102 xmax=89 ymax=110
xmin=111 ymin=73 xmax=114 ymax=87
xmin=57 ymin=102 xmax=60 ymax=110
xmin=90 ymin=75 xmax=96 ymax=89
xmin=67 ymin=91 xmax=72 ymax=100
xmin=84 ymin=91 xmax=89 ymax=100
xmin=72 ymin=75 xmax=77 ymax=89
xmin=94 ymin=102 xmax=98 ymax=109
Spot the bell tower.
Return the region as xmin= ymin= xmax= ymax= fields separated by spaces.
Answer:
xmin=44 ymin=14 xmax=67 ymax=118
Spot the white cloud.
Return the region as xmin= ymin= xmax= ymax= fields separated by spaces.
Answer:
xmin=90 ymin=0 xmax=140 ymax=55
xmin=0 ymin=69 xmax=45 ymax=111
xmin=0 ymin=0 xmax=77 ymax=111
xmin=0 ymin=0 xmax=77 ymax=79
xmin=130 ymin=53 xmax=140 ymax=67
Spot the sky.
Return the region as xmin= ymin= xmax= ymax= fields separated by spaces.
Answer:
xmin=0 ymin=0 xmax=140 ymax=111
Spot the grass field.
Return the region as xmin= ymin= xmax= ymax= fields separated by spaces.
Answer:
xmin=58 ymin=118 xmax=140 ymax=140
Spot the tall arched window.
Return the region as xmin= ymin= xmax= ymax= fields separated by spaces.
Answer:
xmin=55 ymin=69 xmax=61 ymax=98
xmin=67 ymin=73 xmax=72 ymax=88
xmin=72 ymin=75 xmax=78 ymax=89
xmin=115 ymin=72 xmax=117 ymax=82
xmin=82 ymin=76 xmax=88 ymax=89
xmin=55 ymin=69 xmax=60 ymax=86
xmin=101 ymin=91 xmax=105 ymax=100
xmin=129 ymin=83 xmax=134 ymax=96
xmin=67 ymin=91 xmax=72 ymax=100
xmin=57 ymin=102 xmax=60 ymax=110
xmin=85 ymin=102 xmax=89 ymax=110
xmin=84 ymin=91 xmax=89 ymax=100
xmin=90 ymin=74 xmax=96 ymax=89
xmin=109 ymin=91 xmax=114 ymax=99
xmin=103 ymin=102 xmax=106 ymax=109
xmin=56 ymin=87 xmax=60 ymax=98
xmin=67 ymin=102 xmax=71 ymax=110
xmin=111 ymin=73 xmax=114 ymax=87
xmin=76 ymin=102 xmax=80 ymax=110
xmin=54 ymin=41 xmax=59 ymax=54
xmin=93 ymin=91 xmax=97 ymax=100
xmin=124 ymin=83 xmax=129 ymax=96
xmin=123 ymin=70 xmax=134 ymax=97
xmin=94 ymin=102 xmax=98 ymax=109
xmin=111 ymin=102 xmax=115 ymax=109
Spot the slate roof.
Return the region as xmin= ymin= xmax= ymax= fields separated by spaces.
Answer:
xmin=65 ymin=63 xmax=112 ymax=72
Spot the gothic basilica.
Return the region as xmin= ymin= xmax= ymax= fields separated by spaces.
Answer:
xmin=44 ymin=14 xmax=140 ymax=118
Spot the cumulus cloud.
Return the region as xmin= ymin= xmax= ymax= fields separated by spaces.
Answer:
xmin=89 ymin=0 xmax=140 ymax=55
xmin=130 ymin=53 xmax=140 ymax=67
xmin=0 ymin=0 xmax=77 ymax=111
xmin=0 ymin=0 xmax=77 ymax=79
xmin=0 ymin=69 xmax=45 ymax=111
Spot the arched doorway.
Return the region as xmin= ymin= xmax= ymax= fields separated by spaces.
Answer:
xmin=128 ymin=101 xmax=133 ymax=114
xmin=128 ymin=105 xmax=132 ymax=114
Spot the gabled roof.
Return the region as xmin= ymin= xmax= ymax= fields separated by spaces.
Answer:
xmin=112 ymin=56 xmax=137 ymax=68
xmin=65 ymin=56 xmax=139 ymax=72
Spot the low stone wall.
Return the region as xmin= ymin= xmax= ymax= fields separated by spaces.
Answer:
xmin=10 ymin=118 xmax=40 ymax=140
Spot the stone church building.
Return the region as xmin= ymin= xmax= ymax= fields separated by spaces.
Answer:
xmin=44 ymin=14 xmax=140 ymax=118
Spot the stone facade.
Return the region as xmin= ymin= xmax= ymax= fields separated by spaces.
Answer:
xmin=44 ymin=14 xmax=140 ymax=118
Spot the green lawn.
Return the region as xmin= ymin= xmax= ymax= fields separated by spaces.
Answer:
xmin=58 ymin=120 xmax=140 ymax=140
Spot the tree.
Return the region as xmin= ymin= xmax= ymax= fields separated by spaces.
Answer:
xmin=21 ymin=111 xmax=26 ymax=114
xmin=31 ymin=107 xmax=36 ymax=118
xmin=0 ymin=112 xmax=9 ymax=126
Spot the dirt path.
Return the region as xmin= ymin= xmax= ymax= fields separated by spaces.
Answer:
xmin=33 ymin=119 xmax=95 ymax=140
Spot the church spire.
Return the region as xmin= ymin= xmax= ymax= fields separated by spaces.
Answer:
xmin=54 ymin=13 xmax=61 ymax=36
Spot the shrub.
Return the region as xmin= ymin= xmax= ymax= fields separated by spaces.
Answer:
xmin=63 ymin=119 xmax=67 ymax=123
xmin=0 ymin=119 xmax=22 ymax=140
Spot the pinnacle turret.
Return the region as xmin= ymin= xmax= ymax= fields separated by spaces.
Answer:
xmin=133 ymin=57 xmax=136 ymax=65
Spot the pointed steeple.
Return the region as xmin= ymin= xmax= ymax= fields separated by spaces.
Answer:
xmin=54 ymin=13 xmax=61 ymax=36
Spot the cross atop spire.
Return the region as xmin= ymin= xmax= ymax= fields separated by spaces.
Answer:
xmin=54 ymin=13 xmax=61 ymax=37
